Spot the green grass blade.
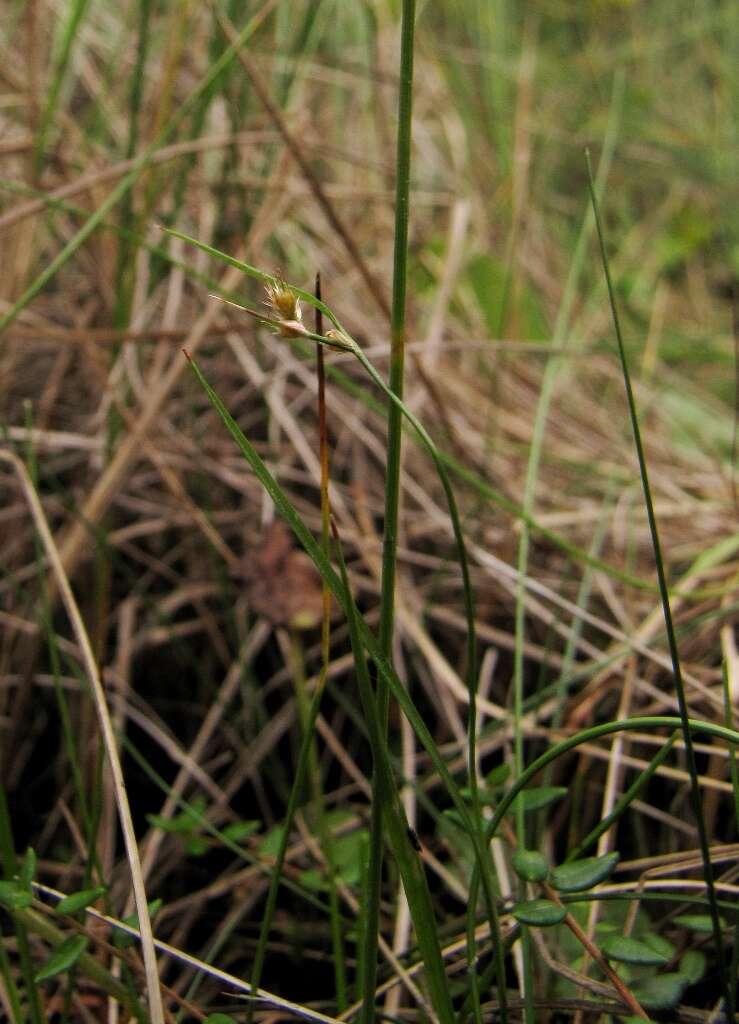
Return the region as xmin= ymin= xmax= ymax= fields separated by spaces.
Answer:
xmin=586 ymin=150 xmax=732 ymax=1019
xmin=33 ymin=0 xmax=92 ymax=171
xmin=565 ymin=732 xmax=678 ymax=863
xmin=367 ymin=2 xmax=417 ymax=1015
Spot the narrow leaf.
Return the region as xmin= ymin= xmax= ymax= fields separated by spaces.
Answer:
xmin=56 ymin=887 xmax=107 ymax=915
xmin=35 ymin=935 xmax=88 ymax=982
xmin=221 ymin=821 xmax=261 ymax=843
xmin=258 ymin=826 xmax=286 ymax=859
xmin=485 ymin=764 xmax=511 ymax=788
xmin=550 ymin=852 xmax=619 ymax=893
xmin=510 ymin=786 xmax=567 ymax=814
xmin=113 ymin=898 xmax=163 ymax=949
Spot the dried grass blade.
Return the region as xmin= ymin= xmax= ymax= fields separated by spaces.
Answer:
xmin=0 ymin=449 xmax=164 ymax=1024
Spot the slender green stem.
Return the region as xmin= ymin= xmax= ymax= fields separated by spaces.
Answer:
xmin=379 ymin=0 xmax=416 ymax=665
xmin=247 ymin=278 xmax=346 ymax=1014
xmin=364 ymin=5 xmax=417 ymax=1020
xmin=586 ymin=151 xmax=732 ymax=1020
xmin=113 ymin=0 xmax=152 ymax=330
xmin=333 ymin=522 xmax=454 ymax=1024
xmin=509 ymin=89 xmax=622 ymax=1022
xmin=33 ymin=0 xmax=91 ymax=172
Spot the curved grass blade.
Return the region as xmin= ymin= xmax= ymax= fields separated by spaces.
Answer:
xmin=483 ymin=715 xmax=739 ymax=842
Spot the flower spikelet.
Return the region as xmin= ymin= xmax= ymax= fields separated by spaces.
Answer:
xmin=264 ymin=276 xmax=302 ymax=329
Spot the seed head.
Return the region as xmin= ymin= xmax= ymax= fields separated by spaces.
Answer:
xmin=264 ymin=277 xmax=302 ymax=325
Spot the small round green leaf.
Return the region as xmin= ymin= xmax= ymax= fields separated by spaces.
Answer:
xmin=550 ymin=852 xmax=619 ymax=893
xmin=679 ymin=949 xmax=706 ymax=983
xmin=632 ymin=972 xmax=688 ymax=1011
xmin=35 ymin=935 xmax=88 ymax=982
xmin=56 ymin=887 xmax=107 ymax=915
xmin=204 ymin=1016 xmax=237 ymax=1024
xmin=641 ymin=932 xmax=675 ymax=959
xmin=0 ymin=880 xmax=33 ymax=910
xmin=512 ymin=899 xmax=566 ymax=927
xmin=511 ymin=849 xmax=549 ymax=883
xmin=674 ymin=913 xmax=725 ymax=933
xmin=601 ymin=934 xmax=669 ymax=966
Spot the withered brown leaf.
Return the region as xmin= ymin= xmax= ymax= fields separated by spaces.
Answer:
xmin=240 ymin=519 xmax=327 ymax=630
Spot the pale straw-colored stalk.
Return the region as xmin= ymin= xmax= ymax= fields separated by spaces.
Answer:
xmin=0 ymin=448 xmax=164 ymax=1024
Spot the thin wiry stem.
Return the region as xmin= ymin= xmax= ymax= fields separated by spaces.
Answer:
xmin=364 ymin=4 xmax=418 ymax=1022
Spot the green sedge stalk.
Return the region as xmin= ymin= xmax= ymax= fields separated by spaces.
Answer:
xmin=364 ymin=3 xmax=417 ymax=1018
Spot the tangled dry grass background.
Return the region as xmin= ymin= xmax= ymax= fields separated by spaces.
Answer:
xmin=0 ymin=3 xmax=737 ymax=1021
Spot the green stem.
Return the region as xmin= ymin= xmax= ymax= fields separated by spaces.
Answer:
xmin=723 ymin=662 xmax=739 ymax=836
xmin=379 ymin=0 xmax=416 ymax=664
xmin=333 ymin=522 xmax=454 ymax=1024
xmin=363 ymin=4 xmax=417 ymax=1022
